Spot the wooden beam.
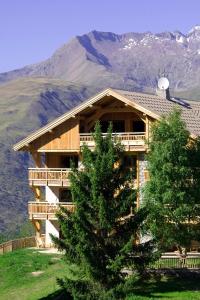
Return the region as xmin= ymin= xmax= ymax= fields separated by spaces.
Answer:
xmin=145 ymin=115 xmax=149 ymax=142
xmin=86 ymin=111 xmax=105 ymax=128
xmin=31 ymin=186 xmax=42 ymax=202
xmin=31 ymin=151 xmax=42 ymax=168
xmin=32 ymin=220 xmax=43 ymax=248
xmin=32 ymin=220 xmax=41 ymax=233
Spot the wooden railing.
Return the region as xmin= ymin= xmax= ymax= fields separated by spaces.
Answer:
xmin=29 ymin=168 xmax=71 ymax=187
xmin=0 ymin=236 xmax=36 ymax=254
xmin=80 ymin=132 xmax=146 ymax=150
xmin=28 ymin=202 xmax=75 ymax=220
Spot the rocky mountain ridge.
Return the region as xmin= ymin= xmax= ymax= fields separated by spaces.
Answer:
xmin=2 ymin=26 xmax=200 ymax=92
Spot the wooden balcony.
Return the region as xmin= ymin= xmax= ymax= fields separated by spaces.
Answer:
xmin=29 ymin=168 xmax=71 ymax=187
xmin=80 ymin=132 xmax=146 ymax=151
xmin=28 ymin=202 xmax=75 ymax=220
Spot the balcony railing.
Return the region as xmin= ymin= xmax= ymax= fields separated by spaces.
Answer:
xmin=28 ymin=201 xmax=75 ymax=220
xmin=29 ymin=168 xmax=71 ymax=187
xmin=80 ymin=132 xmax=146 ymax=150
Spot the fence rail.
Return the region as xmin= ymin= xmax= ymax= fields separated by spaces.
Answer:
xmin=80 ymin=132 xmax=146 ymax=150
xmin=149 ymin=254 xmax=200 ymax=269
xmin=28 ymin=202 xmax=75 ymax=220
xmin=0 ymin=236 xmax=36 ymax=254
xmin=29 ymin=168 xmax=71 ymax=187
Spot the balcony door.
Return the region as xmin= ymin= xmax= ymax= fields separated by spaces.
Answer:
xmin=60 ymin=155 xmax=78 ymax=168
xmin=100 ymin=120 xmax=125 ymax=133
xmin=132 ymin=120 xmax=145 ymax=133
xmin=59 ymin=188 xmax=72 ymax=203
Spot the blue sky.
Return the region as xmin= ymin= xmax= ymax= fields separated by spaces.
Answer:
xmin=1 ymin=0 xmax=200 ymax=72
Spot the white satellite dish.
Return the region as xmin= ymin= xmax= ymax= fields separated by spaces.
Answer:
xmin=158 ymin=77 xmax=169 ymax=90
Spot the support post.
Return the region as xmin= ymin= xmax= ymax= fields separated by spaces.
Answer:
xmin=32 ymin=220 xmax=44 ymax=248
xmin=145 ymin=115 xmax=149 ymax=143
xmin=32 ymin=187 xmax=41 ymax=202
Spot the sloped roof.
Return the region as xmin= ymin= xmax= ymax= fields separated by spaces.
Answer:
xmin=13 ymin=88 xmax=200 ymax=151
xmin=115 ymin=89 xmax=200 ymax=137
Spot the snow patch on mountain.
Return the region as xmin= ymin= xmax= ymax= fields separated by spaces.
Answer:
xmin=123 ymin=38 xmax=138 ymax=50
xmin=176 ymin=35 xmax=186 ymax=44
xmin=189 ymin=25 xmax=200 ymax=34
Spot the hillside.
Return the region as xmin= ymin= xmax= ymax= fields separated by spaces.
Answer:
xmin=1 ymin=27 xmax=200 ymax=235
xmin=0 ymin=77 xmax=97 ymax=234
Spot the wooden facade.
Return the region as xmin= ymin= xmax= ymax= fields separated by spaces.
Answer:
xmin=32 ymin=119 xmax=80 ymax=152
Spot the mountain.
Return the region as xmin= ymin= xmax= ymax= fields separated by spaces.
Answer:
xmin=0 ymin=77 xmax=97 ymax=235
xmin=1 ymin=27 xmax=200 ymax=236
xmin=2 ymin=26 xmax=200 ymax=92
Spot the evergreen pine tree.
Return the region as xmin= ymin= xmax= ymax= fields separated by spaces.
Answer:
xmin=53 ymin=122 xmax=155 ymax=300
xmin=144 ymin=109 xmax=200 ymax=255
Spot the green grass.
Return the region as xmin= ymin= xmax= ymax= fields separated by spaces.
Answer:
xmin=126 ymin=276 xmax=200 ymax=300
xmin=0 ymin=248 xmax=68 ymax=300
xmin=1 ymin=248 xmax=200 ymax=300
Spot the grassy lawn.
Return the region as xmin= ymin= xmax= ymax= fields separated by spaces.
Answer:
xmin=0 ymin=248 xmax=67 ymax=300
xmin=1 ymin=248 xmax=200 ymax=300
xmin=126 ymin=275 xmax=200 ymax=300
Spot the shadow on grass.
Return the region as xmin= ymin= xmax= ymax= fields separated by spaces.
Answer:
xmin=39 ymin=270 xmax=200 ymax=300
xmin=38 ymin=289 xmax=72 ymax=300
xmin=127 ymin=270 xmax=200 ymax=299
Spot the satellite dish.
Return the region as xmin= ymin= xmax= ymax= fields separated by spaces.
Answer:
xmin=158 ymin=77 xmax=169 ymax=90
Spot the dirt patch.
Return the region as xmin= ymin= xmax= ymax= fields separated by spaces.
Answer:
xmin=37 ymin=248 xmax=63 ymax=255
xmin=51 ymin=257 xmax=61 ymax=261
xmin=31 ymin=271 xmax=44 ymax=276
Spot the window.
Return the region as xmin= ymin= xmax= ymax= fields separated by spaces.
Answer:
xmin=60 ymin=156 xmax=78 ymax=168
xmin=133 ymin=121 xmax=145 ymax=133
xmin=60 ymin=189 xmax=72 ymax=203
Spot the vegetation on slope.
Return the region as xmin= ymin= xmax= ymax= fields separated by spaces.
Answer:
xmin=1 ymin=248 xmax=200 ymax=300
xmin=0 ymin=77 xmax=97 ymax=234
xmin=0 ymin=221 xmax=35 ymax=243
xmin=0 ymin=248 xmax=67 ymax=300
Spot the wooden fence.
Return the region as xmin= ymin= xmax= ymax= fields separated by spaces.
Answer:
xmin=1 ymin=237 xmax=200 ymax=269
xmin=0 ymin=236 xmax=36 ymax=254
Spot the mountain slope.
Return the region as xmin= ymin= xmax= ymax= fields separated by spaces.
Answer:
xmin=2 ymin=27 xmax=200 ymax=92
xmin=0 ymin=77 xmax=97 ymax=233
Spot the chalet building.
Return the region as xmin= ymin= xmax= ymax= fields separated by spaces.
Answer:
xmin=13 ymin=87 xmax=200 ymax=247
